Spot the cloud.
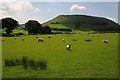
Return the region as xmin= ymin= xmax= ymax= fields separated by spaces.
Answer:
xmin=47 ymin=9 xmax=51 ymax=11
xmin=0 ymin=0 xmax=41 ymax=23
xmin=106 ymin=17 xmax=118 ymax=23
xmin=0 ymin=0 xmax=40 ymax=15
xmin=70 ymin=5 xmax=87 ymax=12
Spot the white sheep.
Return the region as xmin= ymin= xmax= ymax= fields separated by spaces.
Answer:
xmin=62 ymin=39 xmax=65 ymax=42
xmin=21 ymin=38 xmax=24 ymax=41
xmin=66 ymin=44 xmax=71 ymax=50
xmin=103 ymin=40 xmax=108 ymax=43
xmin=38 ymin=38 xmax=44 ymax=42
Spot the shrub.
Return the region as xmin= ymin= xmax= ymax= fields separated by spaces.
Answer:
xmin=29 ymin=59 xmax=38 ymax=70
xmin=10 ymin=59 xmax=15 ymax=66
xmin=37 ymin=60 xmax=47 ymax=70
xmin=22 ymin=56 xmax=28 ymax=69
xmin=4 ymin=59 xmax=10 ymax=66
xmin=15 ymin=32 xmax=25 ymax=36
xmin=4 ymin=59 xmax=15 ymax=66
xmin=4 ymin=57 xmax=47 ymax=70
xmin=15 ymin=58 xmax=21 ymax=66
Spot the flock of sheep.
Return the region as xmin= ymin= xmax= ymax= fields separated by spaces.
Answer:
xmin=19 ymin=34 xmax=109 ymax=50
xmin=1 ymin=33 xmax=111 ymax=50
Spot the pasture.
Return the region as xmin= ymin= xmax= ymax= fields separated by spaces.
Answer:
xmin=2 ymin=32 xmax=118 ymax=78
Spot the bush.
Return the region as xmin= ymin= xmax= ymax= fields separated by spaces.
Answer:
xmin=15 ymin=32 xmax=25 ymax=36
xmin=4 ymin=59 xmax=10 ymax=66
xmin=38 ymin=60 xmax=47 ymax=70
xmin=4 ymin=59 xmax=15 ymax=66
xmin=22 ymin=56 xmax=28 ymax=69
xmin=29 ymin=59 xmax=38 ymax=70
xmin=15 ymin=58 xmax=21 ymax=66
xmin=4 ymin=57 xmax=47 ymax=70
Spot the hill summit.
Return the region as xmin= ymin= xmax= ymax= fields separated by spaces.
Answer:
xmin=44 ymin=15 xmax=120 ymax=32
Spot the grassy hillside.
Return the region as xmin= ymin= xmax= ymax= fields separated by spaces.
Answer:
xmin=2 ymin=33 xmax=118 ymax=78
xmin=44 ymin=15 xmax=120 ymax=31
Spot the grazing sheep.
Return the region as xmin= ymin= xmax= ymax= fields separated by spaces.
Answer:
xmin=38 ymin=38 xmax=44 ymax=42
xmin=21 ymin=38 xmax=24 ymax=41
xmin=85 ymin=39 xmax=92 ymax=42
xmin=72 ymin=39 xmax=77 ymax=41
xmin=66 ymin=44 xmax=71 ymax=50
xmin=103 ymin=40 xmax=108 ymax=43
xmin=48 ymin=36 xmax=51 ymax=38
xmin=62 ymin=39 xmax=65 ymax=42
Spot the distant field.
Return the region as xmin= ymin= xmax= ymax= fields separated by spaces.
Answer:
xmin=2 ymin=32 xmax=118 ymax=78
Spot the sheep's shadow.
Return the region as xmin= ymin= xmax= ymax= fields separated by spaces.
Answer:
xmin=66 ymin=49 xmax=72 ymax=51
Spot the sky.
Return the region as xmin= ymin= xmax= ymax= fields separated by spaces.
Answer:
xmin=0 ymin=0 xmax=119 ymax=24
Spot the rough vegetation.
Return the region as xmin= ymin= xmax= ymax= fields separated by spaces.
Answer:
xmin=4 ymin=56 xmax=47 ymax=70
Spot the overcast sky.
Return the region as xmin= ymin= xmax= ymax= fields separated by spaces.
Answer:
xmin=0 ymin=0 xmax=119 ymax=24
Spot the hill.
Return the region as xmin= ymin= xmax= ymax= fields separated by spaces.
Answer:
xmin=44 ymin=15 xmax=120 ymax=32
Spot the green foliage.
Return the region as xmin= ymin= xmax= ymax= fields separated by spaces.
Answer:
xmin=22 ymin=56 xmax=28 ymax=69
xmin=15 ymin=32 xmax=25 ymax=36
xmin=4 ymin=59 xmax=15 ymax=66
xmin=51 ymin=27 xmax=72 ymax=32
xmin=37 ymin=60 xmax=47 ymax=70
xmin=15 ymin=58 xmax=21 ymax=66
xmin=42 ymin=25 xmax=51 ymax=34
xmin=29 ymin=59 xmax=37 ymax=70
xmin=25 ymin=20 xmax=52 ymax=35
xmin=1 ymin=17 xmax=19 ymax=36
xmin=25 ymin=20 xmax=42 ymax=35
xmin=4 ymin=57 xmax=47 ymax=70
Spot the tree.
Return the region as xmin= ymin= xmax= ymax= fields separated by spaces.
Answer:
xmin=1 ymin=17 xmax=19 ymax=36
xmin=42 ymin=25 xmax=51 ymax=34
xmin=25 ymin=20 xmax=42 ymax=35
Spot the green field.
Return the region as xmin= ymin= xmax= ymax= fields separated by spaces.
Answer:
xmin=2 ymin=32 xmax=118 ymax=78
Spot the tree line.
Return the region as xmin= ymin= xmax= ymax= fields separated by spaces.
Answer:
xmin=0 ymin=17 xmax=51 ymax=36
xmin=51 ymin=27 xmax=72 ymax=32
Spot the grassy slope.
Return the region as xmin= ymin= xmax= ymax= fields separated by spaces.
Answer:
xmin=44 ymin=15 xmax=119 ymax=31
xmin=2 ymin=32 xmax=118 ymax=78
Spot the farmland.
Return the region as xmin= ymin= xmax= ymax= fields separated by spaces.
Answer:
xmin=2 ymin=32 xmax=118 ymax=78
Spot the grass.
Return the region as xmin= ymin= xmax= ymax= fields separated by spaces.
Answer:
xmin=2 ymin=32 xmax=118 ymax=78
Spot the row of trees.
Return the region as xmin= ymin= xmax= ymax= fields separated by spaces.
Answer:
xmin=1 ymin=17 xmax=51 ymax=36
xmin=51 ymin=27 xmax=72 ymax=32
xmin=25 ymin=20 xmax=51 ymax=35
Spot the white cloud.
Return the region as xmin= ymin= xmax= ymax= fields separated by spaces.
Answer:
xmin=70 ymin=5 xmax=87 ymax=12
xmin=34 ymin=8 xmax=40 ymax=12
xmin=0 ymin=0 xmax=40 ymax=15
xmin=0 ymin=0 xmax=41 ymax=23
xmin=47 ymin=9 xmax=51 ymax=11
xmin=106 ymin=17 xmax=118 ymax=23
